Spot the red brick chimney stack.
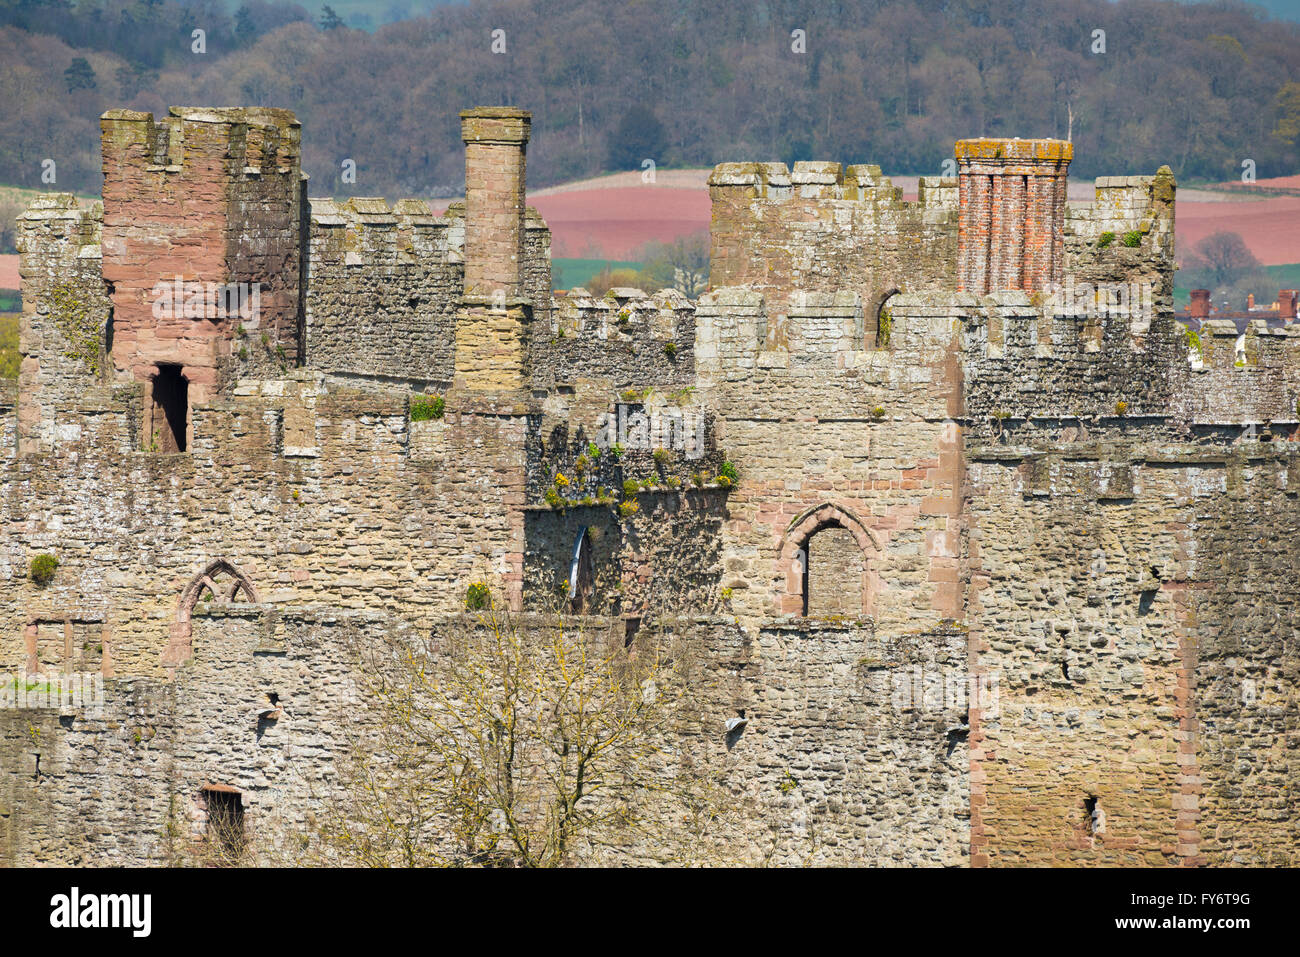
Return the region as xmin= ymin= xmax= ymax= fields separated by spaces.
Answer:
xmin=1189 ymin=289 xmax=1210 ymax=319
xmin=1279 ymin=290 xmax=1296 ymax=320
xmin=955 ymin=138 xmax=1073 ymax=295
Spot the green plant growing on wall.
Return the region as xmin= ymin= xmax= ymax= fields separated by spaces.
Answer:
xmin=410 ymin=394 xmax=446 ymax=421
xmin=609 ymin=443 xmax=625 ymax=460
xmin=1115 ymin=400 xmax=1129 ymax=416
xmin=618 ymin=500 xmax=639 ymax=519
xmin=664 ymin=341 xmax=677 ymax=358
xmin=1097 ymin=231 xmax=1116 ymax=249
xmin=652 ymin=448 xmax=669 ymax=465
xmin=778 ymin=769 xmax=799 ymax=794
xmin=586 ymin=441 xmax=601 ymax=459
xmin=465 ymin=581 xmax=491 ymax=611
xmin=29 ymin=553 xmax=58 ymax=586
xmin=719 ymin=461 xmax=739 ymax=484
xmin=47 ymin=284 xmax=103 ymax=376
xmin=622 ymin=479 xmax=640 ymax=499
xmin=1122 ymin=230 xmax=1142 ymax=248
xmin=692 ymin=472 xmax=705 ymax=487
xmin=544 ymin=488 xmax=564 ymax=509
xmin=870 ymin=406 xmax=886 ymax=420
xmin=877 ymin=307 xmax=893 ymax=348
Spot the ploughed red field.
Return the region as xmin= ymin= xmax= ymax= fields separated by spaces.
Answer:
xmin=519 ymin=172 xmax=1300 ymax=266
xmin=1176 ymin=193 xmax=1300 ymax=266
xmin=527 ymin=186 xmax=712 ymax=259
xmin=2 ymin=173 xmax=1295 ymax=295
xmin=0 ymin=254 xmax=18 ymax=290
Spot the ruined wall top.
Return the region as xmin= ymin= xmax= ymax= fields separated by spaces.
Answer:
xmin=101 ymin=106 xmax=302 ymax=174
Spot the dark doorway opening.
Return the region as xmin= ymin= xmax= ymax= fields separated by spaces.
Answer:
xmin=203 ymin=786 xmax=246 ymax=861
xmin=151 ymin=364 xmax=188 ymax=452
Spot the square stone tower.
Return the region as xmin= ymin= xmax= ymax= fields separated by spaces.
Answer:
xmin=99 ymin=107 xmax=304 ymax=450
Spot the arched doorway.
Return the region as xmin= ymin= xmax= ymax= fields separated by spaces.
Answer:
xmin=778 ymin=503 xmax=880 ymax=618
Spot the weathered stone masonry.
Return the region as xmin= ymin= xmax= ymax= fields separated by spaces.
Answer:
xmin=2 ymin=109 xmax=1298 ymax=867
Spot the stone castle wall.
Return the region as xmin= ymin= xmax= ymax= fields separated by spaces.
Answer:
xmin=0 ymin=609 xmax=968 ymax=867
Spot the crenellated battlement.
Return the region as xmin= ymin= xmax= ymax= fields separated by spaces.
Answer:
xmin=9 ymin=103 xmax=1300 ymax=870
xmin=708 ymin=160 xmax=959 ymax=344
xmin=709 ymin=161 xmax=956 ymax=212
xmin=309 ymin=196 xmax=464 ymax=266
xmin=1064 ymin=169 xmax=1177 ymax=301
xmin=1067 ymin=171 xmax=1177 ymax=244
xmin=1173 ymin=318 xmax=1300 ymax=426
xmin=100 ymin=107 xmax=302 ymax=177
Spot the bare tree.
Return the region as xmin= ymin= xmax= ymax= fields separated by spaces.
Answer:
xmin=636 ymin=233 xmax=710 ymax=298
xmin=1181 ymin=231 xmax=1263 ymax=291
xmin=311 ymin=590 xmax=720 ymax=867
xmin=1179 ymin=230 xmax=1273 ymax=307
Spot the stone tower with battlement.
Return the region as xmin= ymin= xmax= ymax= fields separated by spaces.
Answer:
xmin=100 ymin=107 xmax=305 ymax=449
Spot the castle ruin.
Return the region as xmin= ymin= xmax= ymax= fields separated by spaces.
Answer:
xmin=2 ymin=105 xmax=1297 ymax=866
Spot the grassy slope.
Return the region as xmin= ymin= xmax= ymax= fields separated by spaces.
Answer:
xmin=0 ymin=313 xmax=18 ymax=380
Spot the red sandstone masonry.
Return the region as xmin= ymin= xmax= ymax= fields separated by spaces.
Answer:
xmin=460 ymin=108 xmax=530 ymax=301
xmin=100 ymin=107 xmax=303 ymax=407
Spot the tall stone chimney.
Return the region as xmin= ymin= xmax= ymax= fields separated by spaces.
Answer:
xmin=455 ymin=107 xmax=532 ymax=391
xmin=955 ymin=138 xmax=1072 ymax=295
xmin=460 ymin=107 xmax=530 ymax=300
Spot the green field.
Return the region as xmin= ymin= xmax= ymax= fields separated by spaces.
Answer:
xmin=1263 ymin=264 xmax=1300 ymax=290
xmin=218 ymin=0 xmax=455 ymax=31
xmin=552 ymin=258 xmax=644 ymax=291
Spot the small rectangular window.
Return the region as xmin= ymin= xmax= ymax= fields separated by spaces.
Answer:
xmin=149 ymin=364 xmax=188 ymax=452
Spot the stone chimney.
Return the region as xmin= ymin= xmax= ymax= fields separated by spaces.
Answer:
xmin=1189 ymin=289 xmax=1210 ymax=319
xmin=460 ymin=107 xmax=530 ymax=301
xmin=1279 ymin=290 xmax=1296 ymax=320
xmin=454 ymin=107 xmax=533 ymax=392
xmin=955 ymin=138 xmax=1072 ymax=295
